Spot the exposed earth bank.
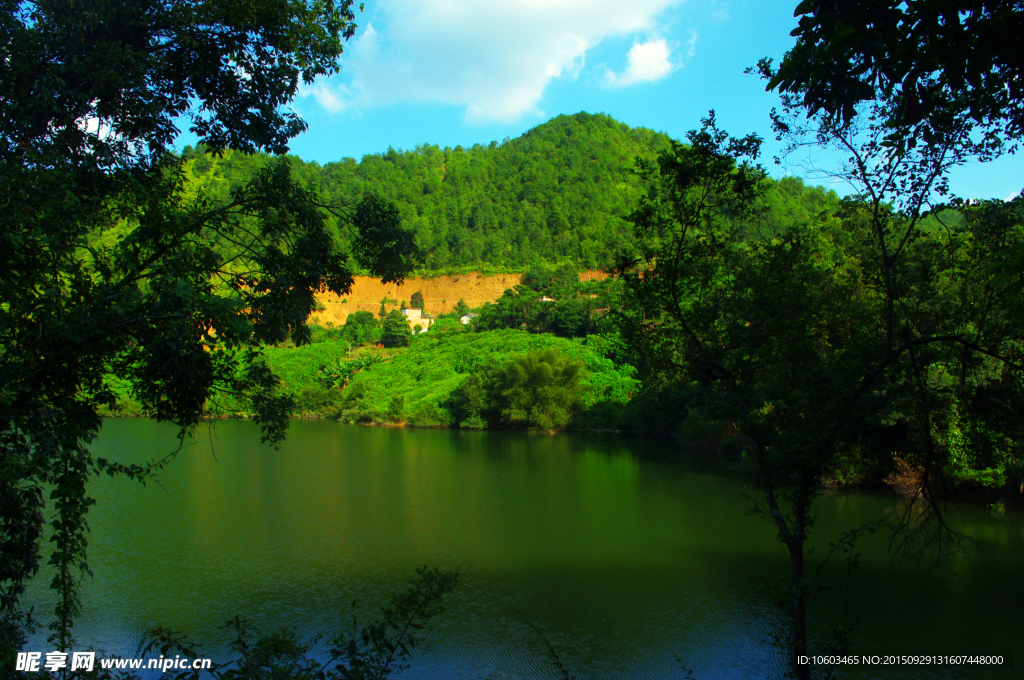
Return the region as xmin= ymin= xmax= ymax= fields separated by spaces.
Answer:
xmin=311 ymin=270 xmax=608 ymax=326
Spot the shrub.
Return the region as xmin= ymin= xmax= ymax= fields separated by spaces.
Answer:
xmin=386 ymin=395 xmax=406 ymax=422
xmin=454 ymin=348 xmax=586 ymax=430
xmin=342 ymin=311 xmax=382 ymax=346
xmin=381 ymin=310 xmax=412 ymax=348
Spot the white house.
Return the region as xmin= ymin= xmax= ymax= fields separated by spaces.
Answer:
xmin=401 ymin=307 xmax=433 ymax=331
xmin=459 ymin=313 xmax=479 ymax=325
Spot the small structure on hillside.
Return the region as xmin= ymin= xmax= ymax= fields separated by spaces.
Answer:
xmin=401 ymin=307 xmax=433 ymax=332
xmin=459 ymin=313 xmax=479 ymax=325
xmin=537 ymin=296 xmax=555 ymax=302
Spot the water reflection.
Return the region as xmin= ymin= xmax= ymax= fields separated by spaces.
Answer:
xmin=22 ymin=419 xmax=1024 ymax=679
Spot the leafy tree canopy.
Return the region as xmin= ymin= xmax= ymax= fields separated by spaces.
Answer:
xmin=341 ymin=310 xmax=383 ymax=347
xmin=767 ymin=0 xmax=1024 ymax=150
xmin=619 ymin=111 xmax=1024 ymax=679
xmin=452 ymin=348 xmax=587 ymax=430
xmin=381 ymin=310 xmax=412 ymax=348
xmin=0 ymin=0 xmax=420 ymax=657
xmin=181 ymin=114 xmax=843 ymax=274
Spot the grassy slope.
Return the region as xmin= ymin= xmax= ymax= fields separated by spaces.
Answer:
xmin=264 ymin=328 xmax=638 ymax=429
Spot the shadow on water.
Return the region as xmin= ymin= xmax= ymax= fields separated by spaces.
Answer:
xmin=21 ymin=419 xmax=1023 ymax=679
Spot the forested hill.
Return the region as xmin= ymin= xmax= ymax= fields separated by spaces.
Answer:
xmin=181 ymin=112 xmax=839 ymax=270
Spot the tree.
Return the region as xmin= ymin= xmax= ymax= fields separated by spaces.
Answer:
xmin=0 ymin=0 xmax=421 ymax=660
xmin=342 ymin=311 xmax=383 ymax=347
xmin=521 ymin=262 xmax=579 ymax=295
xmin=410 ymin=291 xmax=424 ymax=309
xmin=617 ymin=113 xmax=1023 ymax=678
xmin=475 ymin=286 xmax=541 ymax=332
xmin=541 ymin=297 xmax=596 ymax=338
xmin=183 ymin=112 xmax=674 ymax=271
xmin=765 ymin=0 xmax=1024 ymax=294
xmin=380 ymin=311 xmax=412 ymax=348
xmin=452 ymin=348 xmax=586 ymax=430
xmin=767 ymin=0 xmax=1024 ymax=152
xmin=749 ymin=4 xmax=1024 ymax=665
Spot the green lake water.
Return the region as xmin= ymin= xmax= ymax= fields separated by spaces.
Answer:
xmin=22 ymin=419 xmax=1024 ymax=679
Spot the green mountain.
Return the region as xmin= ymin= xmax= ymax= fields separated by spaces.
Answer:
xmin=182 ymin=112 xmax=839 ymax=271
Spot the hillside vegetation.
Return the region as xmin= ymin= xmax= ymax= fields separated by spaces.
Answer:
xmin=105 ymin=110 xmax=1019 ymax=502
xmin=180 ymin=112 xmax=841 ymax=272
xmin=289 ymin=329 xmax=638 ymax=429
xmin=106 ymin=327 xmax=638 ymax=431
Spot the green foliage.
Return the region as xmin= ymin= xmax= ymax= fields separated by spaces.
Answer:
xmin=476 ymin=286 xmax=543 ymax=332
xmin=0 ymin=0 xmax=421 ymax=654
xmin=768 ymin=1 xmax=1023 ymax=150
xmin=410 ymin=291 xmax=424 ymax=309
xmin=429 ymin=318 xmax=461 ymax=334
xmin=542 ymin=297 xmax=597 ymax=338
xmin=385 ymin=395 xmax=406 ymax=423
xmin=309 ymin=324 xmax=346 ymax=345
xmin=341 ymin=311 xmax=383 ymax=347
xmin=452 ymin=349 xmax=587 ymax=430
xmin=521 ymin=262 xmax=580 ymax=295
xmin=625 ymin=113 xmax=1024 ymax=491
xmin=351 ymin=197 xmax=426 ymax=285
xmin=184 ymin=113 xmax=672 ymax=270
xmin=327 ymin=330 xmax=637 ymax=429
xmin=320 ymin=354 xmax=386 ymax=390
xmin=380 ymin=311 xmax=412 ymax=348
xmin=619 ymin=111 xmax=1024 ymax=678
xmin=177 ymin=113 xmax=848 ymax=280
xmin=474 ymin=281 xmax=600 ymax=339
xmin=243 ymin=325 xmax=638 ymax=431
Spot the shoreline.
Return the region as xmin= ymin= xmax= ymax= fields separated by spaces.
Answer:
xmin=98 ymin=413 xmax=1022 ymax=506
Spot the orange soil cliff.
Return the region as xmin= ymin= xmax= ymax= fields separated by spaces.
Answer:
xmin=310 ymin=271 xmax=607 ymax=326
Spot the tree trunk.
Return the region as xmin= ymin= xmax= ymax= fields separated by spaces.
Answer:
xmin=788 ymin=534 xmax=808 ymax=680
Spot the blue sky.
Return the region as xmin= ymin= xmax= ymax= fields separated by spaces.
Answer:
xmin=193 ymin=0 xmax=1023 ymax=201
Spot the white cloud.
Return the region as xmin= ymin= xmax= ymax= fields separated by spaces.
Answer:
xmin=303 ymin=0 xmax=686 ymax=123
xmin=306 ymin=82 xmax=351 ymax=114
xmin=604 ymin=37 xmax=679 ymax=87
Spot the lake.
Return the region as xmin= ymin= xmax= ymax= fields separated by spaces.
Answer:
xmin=23 ymin=419 xmax=1023 ymax=679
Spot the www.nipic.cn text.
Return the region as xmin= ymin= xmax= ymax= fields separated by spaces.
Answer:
xmin=16 ymin=651 xmax=213 ymax=673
